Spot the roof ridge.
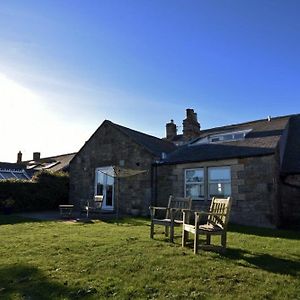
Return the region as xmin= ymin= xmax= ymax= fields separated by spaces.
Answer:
xmin=108 ymin=120 xmax=170 ymax=142
xmin=200 ymin=113 xmax=299 ymax=134
xmin=22 ymin=152 xmax=77 ymax=163
xmin=107 ymin=120 xmax=175 ymax=156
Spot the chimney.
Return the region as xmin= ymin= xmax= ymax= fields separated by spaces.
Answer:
xmin=17 ymin=151 xmax=22 ymax=163
xmin=166 ymin=119 xmax=177 ymax=140
xmin=183 ymin=108 xmax=200 ymax=140
xmin=33 ymin=152 xmax=41 ymax=161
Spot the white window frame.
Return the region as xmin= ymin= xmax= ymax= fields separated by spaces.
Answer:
xmin=184 ymin=166 xmax=232 ymax=200
xmin=208 ymin=166 xmax=231 ymax=199
xmin=95 ymin=167 xmax=115 ymax=211
xmin=184 ymin=168 xmax=205 ymax=200
xmin=209 ymin=130 xmax=251 ymax=143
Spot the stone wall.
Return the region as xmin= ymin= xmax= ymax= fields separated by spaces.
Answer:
xmin=69 ymin=122 xmax=154 ymax=216
xmin=280 ymin=174 xmax=300 ymax=227
xmin=156 ymin=154 xmax=280 ymax=228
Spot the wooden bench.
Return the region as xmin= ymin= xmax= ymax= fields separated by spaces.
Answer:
xmin=150 ymin=196 xmax=192 ymax=242
xmin=59 ymin=205 xmax=74 ymax=218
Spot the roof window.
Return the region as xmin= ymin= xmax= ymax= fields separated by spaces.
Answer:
xmin=193 ymin=129 xmax=252 ymax=145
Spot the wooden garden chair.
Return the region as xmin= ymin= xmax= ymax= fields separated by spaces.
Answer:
xmin=81 ymin=195 xmax=103 ymax=218
xmin=182 ymin=197 xmax=232 ymax=254
xmin=150 ymin=196 xmax=192 ymax=242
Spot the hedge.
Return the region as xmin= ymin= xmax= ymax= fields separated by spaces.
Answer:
xmin=0 ymin=171 xmax=69 ymax=212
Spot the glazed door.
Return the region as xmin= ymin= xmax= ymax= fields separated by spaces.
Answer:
xmin=95 ymin=167 xmax=114 ymax=211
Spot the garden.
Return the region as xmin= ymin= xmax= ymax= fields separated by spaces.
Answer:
xmin=0 ymin=215 xmax=299 ymax=299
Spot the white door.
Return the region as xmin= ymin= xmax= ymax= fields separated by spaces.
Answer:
xmin=95 ymin=167 xmax=114 ymax=211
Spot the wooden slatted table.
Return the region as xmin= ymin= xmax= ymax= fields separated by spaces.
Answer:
xmin=59 ymin=205 xmax=74 ymax=218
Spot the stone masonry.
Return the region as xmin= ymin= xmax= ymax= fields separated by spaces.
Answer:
xmin=69 ymin=121 xmax=155 ymax=216
xmin=155 ymin=154 xmax=280 ymax=228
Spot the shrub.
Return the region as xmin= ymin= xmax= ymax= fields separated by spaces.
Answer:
xmin=0 ymin=171 xmax=69 ymax=212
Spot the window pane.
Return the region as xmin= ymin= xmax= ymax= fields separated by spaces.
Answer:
xmin=208 ymin=167 xmax=231 ymax=198
xmin=186 ymin=184 xmax=204 ymax=198
xmin=234 ymin=133 xmax=244 ymax=139
xmin=209 ymin=183 xmax=231 ymax=198
xmin=208 ymin=167 xmax=231 ymax=181
xmin=186 ymin=169 xmax=204 ymax=183
xmin=13 ymin=173 xmax=27 ymax=179
xmin=106 ymin=185 xmax=113 ymax=206
xmin=0 ymin=171 xmax=15 ymax=179
xmin=223 ymin=134 xmax=233 ymax=141
xmin=96 ymin=184 xmax=104 ymax=195
xmin=97 ymin=171 xmax=104 ymax=184
xmin=211 ymin=137 xmax=220 ymax=142
xmin=106 ymin=175 xmax=114 ymax=185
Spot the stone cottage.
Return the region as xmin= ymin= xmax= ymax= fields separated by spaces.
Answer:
xmin=69 ymin=109 xmax=300 ymax=228
xmin=69 ymin=120 xmax=175 ymax=215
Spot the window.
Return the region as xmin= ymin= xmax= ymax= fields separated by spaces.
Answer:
xmin=0 ymin=171 xmax=15 ymax=179
xmin=211 ymin=137 xmax=220 ymax=142
xmin=208 ymin=129 xmax=251 ymax=143
xmin=208 ymin=167 xmax=231 ymax=198
xmin=185 ymin=168 xmax=204 ymax=199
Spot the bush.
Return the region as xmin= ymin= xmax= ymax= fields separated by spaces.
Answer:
xmin=0 ymin=171 xmax=69 ymax=212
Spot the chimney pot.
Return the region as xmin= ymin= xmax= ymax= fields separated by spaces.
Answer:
xmin=166 ymin=119 xmax=177 ymax=140
xmin=33 ymin=152 xmax=41 ymax=161
xmin=17 ymin=151 xmax=22 ymax=163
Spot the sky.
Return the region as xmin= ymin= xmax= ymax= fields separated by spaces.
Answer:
xmin=0 ymin=0 xmax=299 ymax=162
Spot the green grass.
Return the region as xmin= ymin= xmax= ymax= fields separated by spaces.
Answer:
xmin=0 ymin=215 xmax=299 ymax=300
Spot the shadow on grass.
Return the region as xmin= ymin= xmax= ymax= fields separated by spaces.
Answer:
xmin=0 ymin=214 xmax=41 ymax=226
xmin=228 ymin=224 xmax=300 ymax=240
xmin=0 ymin=264 xmax=95 ymax=299
xmin=0 ymin=265 xmax=73 ymax=299
xmin=221 ymin=247 xmax=300 ymax=277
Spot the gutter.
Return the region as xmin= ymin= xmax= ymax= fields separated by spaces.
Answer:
xmin=153 ymin=151 xmax=276 ymax=167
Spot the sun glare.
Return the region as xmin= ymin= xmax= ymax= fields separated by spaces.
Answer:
xmin=0 ymin=73 xmax=90 ymax=162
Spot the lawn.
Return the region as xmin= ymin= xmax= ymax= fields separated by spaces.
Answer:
xmin=0 ymin=215 xmax=299 ymax=300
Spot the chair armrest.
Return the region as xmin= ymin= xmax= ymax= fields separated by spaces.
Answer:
xmin=149 ymin=206 xmax=168 ymax=210
xmin=194 ymin=211 xmax=227 ymax=217
xmin=182 ymin=209 xmax=193 ymax=224
xmin=149 ymin=206 xmax=169 ymax=218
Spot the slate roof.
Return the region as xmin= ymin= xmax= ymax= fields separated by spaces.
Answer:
xmin=108 ymin=121 xmax=176 ymax=156
xmin=0 ymin=162 xmax=31 ymax=180
xmin=159 ymin=115 xmax=292 ymax=165
xmin=0 ymin=162 xmax=26 ymax=171
xmin=281 ymin=115 xmax=300 ymax=175
xmin=24 ymin=152 xmax=77 ymax=172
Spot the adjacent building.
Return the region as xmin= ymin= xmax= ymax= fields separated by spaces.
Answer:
xmin=0 ymin=152 xmax=76 ymax=181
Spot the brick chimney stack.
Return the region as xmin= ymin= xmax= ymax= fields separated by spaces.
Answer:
xmin=33 ymin=152 xmax=41 ymax=161
xmin=17 ymin=151 xmax=22 ymax=163
xmin=183 ymin=108 xmax=200 ymax=140
xmin=166 ymin=119 xmax=177 ymax=140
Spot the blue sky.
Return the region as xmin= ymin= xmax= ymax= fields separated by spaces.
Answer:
xmin=0 ymin=0 xmax=299 ymax=162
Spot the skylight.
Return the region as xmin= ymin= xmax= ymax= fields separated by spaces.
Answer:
xmin=0 ymin=169 xmax=30 ymax=180
xmin=193 ymin=129 xmax=252 ymax=145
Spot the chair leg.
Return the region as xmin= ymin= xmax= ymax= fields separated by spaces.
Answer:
xmin=182 ymin=229 xmax=189 ymax=247
xmin=165 ymin=226 xmax=169 ymax=237
xmin=150 ymin=221 xmax=154 ymax=239
xmin=206 ymin=234 xmax=211 ymax=245
xmin=170 ymin=226 xmax=174 ymax=243
xmin=221 ymin=232 xmax=227 ymax=248
xmin=194 ymin=231 xmax=199 ymax=254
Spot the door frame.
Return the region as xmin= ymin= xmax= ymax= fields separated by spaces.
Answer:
xmin=95 ymin=166 xmax=114 ymax=211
